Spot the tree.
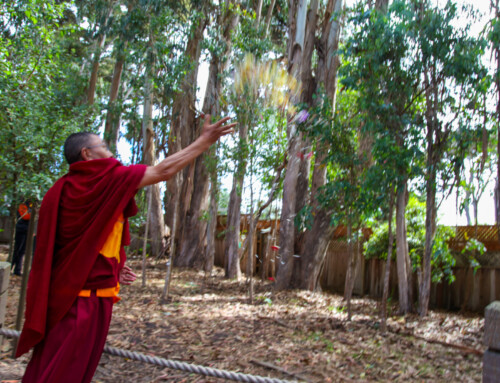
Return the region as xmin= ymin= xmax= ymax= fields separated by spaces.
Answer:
xmin=340 ymin=0 xmax=426 ymax=313
xmin=167 ymin=9 xmax=208 ymax=267
xmin=0 ymin=0 xmax=89 ymax=253
xmin=0 ymin=0 xmax=89 ymax=336
xmin=276 ymin=0 xmax=345 ymax=291
xmin=488 ymin=0 xmax=500 ymax=237
xmin=416 ymin=0 xmax=487 ymax=316
xmin=225 ymin=54 xmax=296 ymax=279
xmin=179 ymin=1 xmax=239 ymax=271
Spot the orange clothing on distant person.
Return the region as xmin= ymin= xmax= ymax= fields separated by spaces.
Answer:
xmin=18 ymin=203 xmax=31 ymax=221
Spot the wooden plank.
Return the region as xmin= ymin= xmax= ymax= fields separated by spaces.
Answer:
xmin=484 ymin=301 xmax=500 ymax=351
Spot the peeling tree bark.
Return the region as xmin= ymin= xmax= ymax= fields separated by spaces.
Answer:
xmin=166 ymin=17 xmax=207 ymax=268
xmin=177 ymin=7 xmax=239 ymax=270
xmin=277 ymin=0 xmax=344 ymax=291
xmin=275 ymin=0 xmax=309 ymax=291
xmin=298 ymin=0 xmax=343 ymax=290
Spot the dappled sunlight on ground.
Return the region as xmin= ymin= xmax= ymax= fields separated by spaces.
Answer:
xmin=0 ymin=253 xmax=484 ymax=382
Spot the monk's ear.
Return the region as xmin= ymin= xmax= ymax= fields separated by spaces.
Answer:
xmin=80 ymin=147 xmax=91 ymax=161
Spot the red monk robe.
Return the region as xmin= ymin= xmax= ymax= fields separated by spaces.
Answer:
xmin=16 ymin=157 xmax=146 ymax=383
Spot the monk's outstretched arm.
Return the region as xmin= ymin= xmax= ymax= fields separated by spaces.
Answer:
xmin=137 ymin=115 xmax=235 ymax=189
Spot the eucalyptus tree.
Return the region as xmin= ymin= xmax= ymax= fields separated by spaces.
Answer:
xmin=0 ymin=0 xmax=88 ymax=220
xmin=340 ymin=0 xmax=488 ymax=316
xmin=166 ymin=3 xmax=209 ymax=267
xmin=456 ymin=91 xmax=495 ymax=226
xmin=489 ymin=0 xmax=500 ymax=235
xmin=276 ymin=0 xmax=345 ymax=290
xmin=0 ymin=0 xmax=88 ymax=314
xmin=172 ymin=0 xmax=240 ymax=270
xmin=415 ymin=0 xmax=487 ymax=316
xmin=224 ymin=54 xmax=296 ymax=280
xmin=298 ymin=89 xmax=369 ymax=316
xmin=102 ymin=0 xmax=141 ymax=153
xmin=340 ymin=0 xmax=427 ymax=313
xmin=74 ymin=0 xmax=117 ymax=107
xmin=198 ymin=1 xmax=240 ymax=272
xmin=207 ymin=1 xmax=287 ymax=278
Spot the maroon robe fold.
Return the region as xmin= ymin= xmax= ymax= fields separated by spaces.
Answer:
xmin=16 ymin=158 xmax=146 ymax=357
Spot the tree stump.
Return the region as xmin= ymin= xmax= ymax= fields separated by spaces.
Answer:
xmin=483 ymin=301 xmax=500 ymax=382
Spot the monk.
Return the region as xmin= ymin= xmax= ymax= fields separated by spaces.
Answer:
xmin=16 ymin=115 xmax=235 ymax=383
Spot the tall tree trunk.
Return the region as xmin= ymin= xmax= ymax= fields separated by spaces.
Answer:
xmin=142 ymin=44 xmax=165 ymax=258
xmin=395 ymin=181 xmax=411 ymax=314
xmin=292 ymin=0 xmax=319 ymax=261
xmin=224 ymin=124 xmax=248 ymax=279
xmin=167 ymin=17 xmax=207 ymax=268
xmin=86 ymin=3 xmax=113 ymax=107
xmin=299 ymin=208 xmax=335 ymax=290
xmin=103 ymin=0 xmax=135 ymax=153
xmin=380 ymin=187 xmax=395 ymax=333
xmin=103 ymin=50 xmax=125 ymax=153
xmin=494 ymin=0 xmax=500 ymax=240
xmin=281 ymin=0 xmax=343 ymax=291
xmin=177 ymin=7 xmax=238 ymax=269
xmin=205 ymin=174 xmax=218 ymax=274
xmin=255 ymin=0 xmax=264 ymax=25
xmin=421 ymin=160 xmax=436 ymax=317
xmin=344 ymin=217 xmax=357 ymax=321
xmin=162 ymin=175 xmax=179 ymax=302
xmin=142 ymin=187 xmax=152 ymax=286
xmin=247 ymin=170 xmax=255 ymax=303
xmin=264 ymin=0 xmax=277 ymax=36
xmin=275 ymin=0 xmax=309 ymax=291
xmin=420 ymin=68 xmax=438 ymax=317
xmin=86 ymin=33 xmax=106 ymax=106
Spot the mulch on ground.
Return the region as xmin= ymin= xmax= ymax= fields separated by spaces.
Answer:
xmin=0 ymin=251 xmax=484 ymax=382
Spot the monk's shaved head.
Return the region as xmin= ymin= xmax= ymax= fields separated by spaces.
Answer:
xmin=64 ymin=132 xmax=99 ymax=165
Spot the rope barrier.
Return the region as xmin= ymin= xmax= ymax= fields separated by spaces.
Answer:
xmin=0 ymin=328 xmax=299 ymax=383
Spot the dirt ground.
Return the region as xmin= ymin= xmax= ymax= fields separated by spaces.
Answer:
xmin=0 ymin=248 xmax=485 ymax=382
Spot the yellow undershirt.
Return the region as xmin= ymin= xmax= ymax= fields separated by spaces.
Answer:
xmin=99 ymin=213 xmax=124 ymax=263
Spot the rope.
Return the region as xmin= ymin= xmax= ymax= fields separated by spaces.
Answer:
xmin=0 ymin=328 xmax=298 ymax=383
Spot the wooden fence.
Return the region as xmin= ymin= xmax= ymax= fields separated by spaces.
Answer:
xmin=215 ymin=217 xmax=500 ymax=312
xmin=1 ymin=212 xmax=499 ymax=311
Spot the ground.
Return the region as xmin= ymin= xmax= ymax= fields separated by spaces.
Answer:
xmin=0 ymin=248 xmax=484 ymax=382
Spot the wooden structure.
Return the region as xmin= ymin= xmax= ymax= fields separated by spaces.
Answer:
xmin=215 ymin=218 xmax=500 ymax=311
xmin=450 ymin=225 xmax=500 ymax=252
xmin=483 ymin=301 xmax=500 ymax=382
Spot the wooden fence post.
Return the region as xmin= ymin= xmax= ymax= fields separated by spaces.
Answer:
xmin=0 ymin=262 xmax=10 ymax=343
xmin=483 ymin=301 xmax=500 ymax=382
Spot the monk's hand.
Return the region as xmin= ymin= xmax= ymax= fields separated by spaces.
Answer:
xmin=200 ymin=114 xmax=236 ymax=145
xmin=119 ymin=265 xmax=137 ymax=285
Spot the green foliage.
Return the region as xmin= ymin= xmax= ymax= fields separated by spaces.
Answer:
xmin=226 ymin=53 xmax=296 ymax=212
xmin=217 ymin=187 xmax=230 ymax=214
xmin=461 ymin=238 xmax=486 ymax=273
xmin=0 ymin=0 xmax=89 ymax=207
xmin=296 ymin=87 xmax=368 ymax=229
xmin=363 ymin=195 xmax=456 ymax=284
